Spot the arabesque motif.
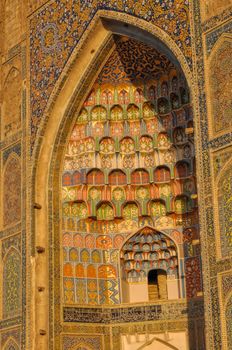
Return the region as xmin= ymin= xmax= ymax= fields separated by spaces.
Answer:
xmin=218 ymin=165 xmax=232 ymax=256
xmin=3 ymin=249 xmax=21 ymax=318
xmin=209 ymin=39 xmax=232 ymax=136
xmin=3 ymin=156 xmax=21 ymax=227
xmin=30 ymin=0 xmax=191 ymax=151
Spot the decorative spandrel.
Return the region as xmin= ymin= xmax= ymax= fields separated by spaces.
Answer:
xmin=30 ymin=0 xmax=192 ymax=151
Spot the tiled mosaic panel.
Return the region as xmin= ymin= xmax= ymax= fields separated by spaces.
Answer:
xmin=212 ymin=146 xmax=232 ymax=178
xmin=2 ymin=234 xmax=22 ymax=319
xmin=63 ymin=298 xmax=204 ymax=323
xmin=1 ymin=66 xmax=21 ymax=139
xmin=25 ymin=1 xmax=231 ymax=349
xmin=63 ymin=335 xmax=101 ymax=350
xmin=218 ymin=165 xmax=232 ymax=257
xmin=226 ymin=295 xmax=232 ymax=349
xmin=222 ymin=274 xmax=232 ymax=301
xmin=206 ymin=20 xmax=232 ymax=55
xmin=185 ymin=257 xmax=202 ymax=298
xmin=62 ymin=37 xmax=201 ymax=305
xmin=0 ymin=327 xmax=21 ymax=350
xmin=3 ymin=156 xmax=21 ymax=227
xmin=209 ymin=39 xmax=232 ymax=136
xmin=30 ymin=0 xmax=192 ymax=151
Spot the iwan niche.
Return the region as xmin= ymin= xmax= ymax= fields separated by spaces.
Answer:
xmin=61 ymin=36 xmax=201 ymax=306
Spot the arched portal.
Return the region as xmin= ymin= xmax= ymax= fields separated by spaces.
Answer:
xmin=120 ymin=227 xmax=179 ymax=303
xmin=61 ymin=35 xmax=200 ymax=307
xmin=33 ymin=13 xmax=203 ymax=350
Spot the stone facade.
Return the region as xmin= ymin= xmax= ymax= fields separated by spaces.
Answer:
xmin=0 ymin=1 xmax=232 ymax=349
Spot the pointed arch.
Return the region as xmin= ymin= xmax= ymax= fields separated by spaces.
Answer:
xmin=136 ymin=336 xmax=180 ymax=350
xmin=32 ymin=11 xmax=196 ymax=348
xmin=120 ymin=227 xmax=180 ymax=303
xmin=206 ymin=34 xmax=232 ymax=138
xmin=3 ymin=66 xmax=20 ymax=88
xmin=3 ymin=337 xmax=19 ymax=350
xmin=2 ymin=65 xmax=21 ymax=139
xmin=3 ymin=247 xmax=22 ymax=318
xmin=3 ymin=154 xmax=21 ymax=227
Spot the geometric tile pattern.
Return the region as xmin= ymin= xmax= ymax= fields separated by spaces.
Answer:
xmin=226 ymin=295 xmax=232 ymax=349
xmin=218 ymin=165 xmax=232 ymax=257
xmin=222 ymin=274 xmax=232 ymax=301
xmin=3 ymin=156 xmax=21 ymax=227
xmin=185 ymin=257 xmax=202 ymax=299
xmin=1 ymin=327 xmax=21 ymax=350
xmin=3 ymin=248 xmax=21 ymax=318
xmin=63 ymin=335 xmax=101 ymax=350
xmin=62 ymin=37 xmax=201 ymax=305
xmin=209 ymin=39 xmax=232 ymax=136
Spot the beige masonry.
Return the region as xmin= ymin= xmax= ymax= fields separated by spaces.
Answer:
xmin=1 ymin=1 xmax=232 ymax=349
xmin=32 ymin=13 xmax=196 ymax=350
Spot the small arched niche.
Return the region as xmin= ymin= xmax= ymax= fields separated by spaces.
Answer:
xmin=120 ymin=227 xmax=180 ymax=303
